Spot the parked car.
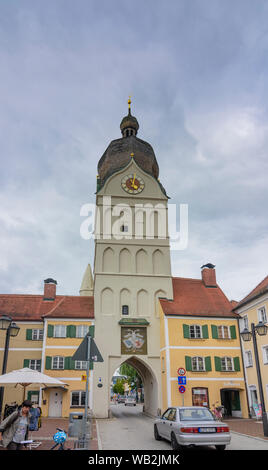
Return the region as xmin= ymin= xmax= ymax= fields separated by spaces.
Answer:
xmin=117 ymin=395 xmax=126 ymax=404
xmin=154 ymin=406 xmax=231 ymax=451
xmin=125 ymin=396 xmax=137 ymax=406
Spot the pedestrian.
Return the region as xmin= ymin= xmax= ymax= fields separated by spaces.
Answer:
xmin=0 ymin=399 xmax=32 ymax=450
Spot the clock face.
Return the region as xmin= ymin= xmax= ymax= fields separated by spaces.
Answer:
xmin=121 ymin=174 xmax=145 ymax=194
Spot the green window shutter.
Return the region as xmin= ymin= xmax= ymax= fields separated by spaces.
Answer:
xmin=64 ymin=357 xmax=71 ymax=370
xmin=67 ymin=325 xmax=76 ymax=338
xmin=185 ymin=356 xmax=192 ymax=371
xmin=211 ymin=325 xmax=218 ymax=339
xmin=202 ymin=325 xmax=209 ymax=339
xmin=234 ymin=357 xmax=240 ymax=371
xmin=183 ymin=324 xmax=190 ymax=339
xmin=89 ymin=325 xmax=95 ymax=338
xmin=70 ymin=358 xmax=76 ymax=370
xmin=230 ymin=325 xmax=237 ymax=339
xmin=47 ymin=325 xmax=54 ymax=338
xmin=26 ymin=329 xmax=32 ymax=340
xmin=89 ymin=361 xmax=94 ymax=370
xmin=214 ymin=356 xmax=221 ymax=371
xmin=205 ymin=356 xmax=212 ymax=372
xmin=45 ymin=356 xmax=52 ymax=370
xmin=23 ymin=359 xmax=30 ymax=368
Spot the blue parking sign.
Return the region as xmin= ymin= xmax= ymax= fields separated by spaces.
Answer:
xmin=178 ymin=376 xmax=186 ymax=385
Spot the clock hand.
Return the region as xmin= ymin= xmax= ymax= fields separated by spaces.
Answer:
xmin=131 ymin=174 xmax=138 ymax=189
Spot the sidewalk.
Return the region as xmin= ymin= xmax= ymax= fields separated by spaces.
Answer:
xmin=225 ymin=417 xmax=268 ymax=441
xmin=0 ymin=417 xmax=99 ymax=451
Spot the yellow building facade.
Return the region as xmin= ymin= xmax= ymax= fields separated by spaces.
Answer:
xmin=159 ymin=268 xmax=249 ymax=418
xmin=235 ymin=275 xmax=268 ymax=417
xmin=0 ymin=279 xmax=95 ymax=418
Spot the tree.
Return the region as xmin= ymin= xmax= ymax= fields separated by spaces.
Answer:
xmin=119 ymin=364 xmax=142 ymax=392
xmin=113 ymin=378 xmax=125 ymax=395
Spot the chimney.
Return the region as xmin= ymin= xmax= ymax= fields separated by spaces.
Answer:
xmin=43 ymin=278 xmax=57 ymax=300
xmin=201 ymin=263 xmax=217 ymax=287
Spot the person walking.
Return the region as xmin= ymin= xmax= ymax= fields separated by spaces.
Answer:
xmin=0 ymin=399 xmax=32 ymax=450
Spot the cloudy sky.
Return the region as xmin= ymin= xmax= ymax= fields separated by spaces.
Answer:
xmin=0 ymin=0 xmax=268 ymax=301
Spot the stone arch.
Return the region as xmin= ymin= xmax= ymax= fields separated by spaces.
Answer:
xmin=152 ymin=249 xmax=164 ymax=274
xmin=137 ymin=289 xmax=149 ymax=316
xmin=101 ymin=287 xmax=114 ymax=314
xmin=136 ymin=248 xmax=148 ymax=274
xmin=119 ymin=248 xmax=131 ymax=273
xmin=102 ymin=247 xmax=115 ymax=272
xmin=110 ymin=356 xmax=160 ymax=417
xmin=154 ymin=289 xmax=167 ymax=318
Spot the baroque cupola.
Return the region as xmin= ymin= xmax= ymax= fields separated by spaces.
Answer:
xmin=97 ymin=98 xmax=159 ymax=189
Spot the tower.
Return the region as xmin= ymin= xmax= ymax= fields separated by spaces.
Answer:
xmin=92 ymin=101 xmax=173 ymax=418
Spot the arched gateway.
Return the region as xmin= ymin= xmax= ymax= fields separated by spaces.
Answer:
xmin=91 ymin=102 xmax=173 ymax=418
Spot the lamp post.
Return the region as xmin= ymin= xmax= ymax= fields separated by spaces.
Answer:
xmin=241 ymin=321 xmax=268 ymax=437
xmin=0 ymin=315 xmax=20 ymax=418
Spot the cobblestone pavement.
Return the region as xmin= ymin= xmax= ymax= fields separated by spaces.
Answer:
xmin=225 ymin=417 xmax=268 ymax=440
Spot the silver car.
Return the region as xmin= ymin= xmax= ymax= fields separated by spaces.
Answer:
xmin=154 ymin=406 xmax=231 ymax=451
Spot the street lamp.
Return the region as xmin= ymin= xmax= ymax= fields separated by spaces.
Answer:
xmin=0 ymin=315 xmax=20 ymax=418
xmin=241 ymin=321 xmax=268 ymax=437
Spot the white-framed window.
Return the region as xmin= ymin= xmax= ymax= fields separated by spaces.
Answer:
xmin=192 ymin=356 xmax=205 ymax=371
xmin=52 ymin=356 xmax=64 ymax=369
xmin=218 ymin=325 xmax=230 ymax=339
xmin=258 ymin=306 xmax=267 ymax=324
xmin=240 ymin=315 xmax=249 ymax=331
xmin=29 ymin=359 xmax=41 ymax=371
xmin=54 ymin=325 xmax=66 ymax=338
xmin=32 ymin=329 xmax=44 ymax=340
xmin=262 ymin=346 xmax=268 ymax=365
xmin=189 ymin=325 xmax=202 ymax=339
xmin=245 ymin=350 xmax=253 ymax=367
xmin=76 ymin=325 xmax=89 ymax=338
xmin=75 ymin=360 xmax=88 ymax=370
xmin=221 ymin=357 xmax=234 ymax=372
xmin=71 ymin=391 xmax=86 ymax=407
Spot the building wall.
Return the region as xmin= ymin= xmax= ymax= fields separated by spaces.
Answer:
xmin=237 ymin=295 xmax=268 ymax=415
xmin=159 ymin=306 xmax=248 ymax=417
xmin=0 ymin=318 xmax=94 ymax=417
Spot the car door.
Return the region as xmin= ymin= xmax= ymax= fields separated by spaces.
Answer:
xmin=165 ymin=408 xmax=177 ymax=441
xmin=158 ymin=408 xmax=172 ymax=438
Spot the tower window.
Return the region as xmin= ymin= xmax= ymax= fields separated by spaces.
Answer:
xmin=122 ymin=305 xmax=129 ymax=315
xmin=120 ymin=225 xmax=128 ymax=232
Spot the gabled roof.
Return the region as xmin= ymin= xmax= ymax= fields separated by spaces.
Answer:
xmin=0 ymin=294 xmax=94 ymax=321
xmin=160 ymin=277 xmax=238 ymax=318
xmin=234 ymin=275 xmax=268 ymax=310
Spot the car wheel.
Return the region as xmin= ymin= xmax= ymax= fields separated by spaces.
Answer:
xmin=154 ymin=424 xmax=162 ymax=441
xmin=171 ymin=432 xmax=179 ymax=450
xmin=215 ymin=445 xmax=226 ymax=451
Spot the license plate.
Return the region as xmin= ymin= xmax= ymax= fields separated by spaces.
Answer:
xmin=198 ymin=427 xmax=216 ymax=433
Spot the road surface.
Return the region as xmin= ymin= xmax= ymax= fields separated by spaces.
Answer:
xmin=96 ymin=403 xmax=268 ymax=450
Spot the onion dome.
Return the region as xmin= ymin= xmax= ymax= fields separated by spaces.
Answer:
xmin=97 ymin=98 xmax=159 ymax=187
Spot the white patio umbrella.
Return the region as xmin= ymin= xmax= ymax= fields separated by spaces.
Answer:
xmin=0 ymin=367 xmax=68 ymax=401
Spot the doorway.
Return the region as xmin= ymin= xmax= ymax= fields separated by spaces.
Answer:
xmin=220 ymin=389 xmax=241 ymax=417
xmin=49 ymin=389 xmax=63 ymax=417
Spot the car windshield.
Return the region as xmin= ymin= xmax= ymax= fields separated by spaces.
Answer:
xmin=179 ymin=408 xmax=215 ymax=421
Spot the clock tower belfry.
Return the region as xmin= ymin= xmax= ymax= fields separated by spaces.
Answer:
xmin=92 ymin=101 xmax=173 ymax=418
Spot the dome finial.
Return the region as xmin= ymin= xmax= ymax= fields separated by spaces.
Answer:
xmin=128 ymin=96 xmax=131 ymax=112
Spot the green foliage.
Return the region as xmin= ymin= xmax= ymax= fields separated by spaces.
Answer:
xmin=119 ymin=364 xmax=142 ymax=390
xmin=113 ymin=378 xmax=125 ymax=395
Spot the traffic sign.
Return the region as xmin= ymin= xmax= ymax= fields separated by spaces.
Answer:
xmin=179 ymin=385 xmax=186 ymax=394
xmin=72 ymin=332 xmax=103 ymax=363
xmin=178 ymin=376 xmax=186 ymax=385
xmin=177 ymin=367 xmax=186 ymax=376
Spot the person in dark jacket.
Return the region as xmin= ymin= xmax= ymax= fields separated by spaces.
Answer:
xmin=0 ymin=400 xmax=32 ymax=450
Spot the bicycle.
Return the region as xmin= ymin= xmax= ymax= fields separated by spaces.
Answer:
xmin=50 ymin=428 xmax=70 ymax=450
